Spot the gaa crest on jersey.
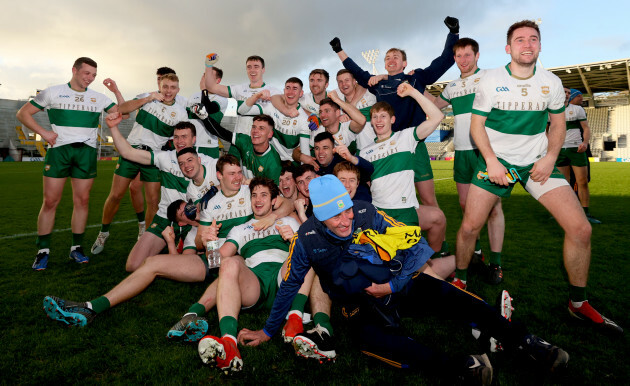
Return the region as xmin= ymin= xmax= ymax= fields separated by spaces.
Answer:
xmin=474 ymin=78 xmax=480 ymax=83
xmin=390 ymin=141 xmax=396 ymax=146
xmin=239 ymin=198 xmax=245 ymax=205
xmin=541 ymin=86 xmax=550 ymax=95
xmin=293 ymin=121 xmax=297 ymax=126
xmin=90 ymin=97 xmax=97 ymax=103
xmin=171 ymin=112 xmax=176 ymax=118
xmin=258 ymin=166 xmax=264 ymax=172
xmin=569 ymin=111 xmax=574 ymax=116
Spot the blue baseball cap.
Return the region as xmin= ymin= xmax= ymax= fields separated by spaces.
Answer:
xmin=569 ymin=89 xmax=582 ymax=103
xmin=309 ymin=175 xmax=354 ymax=221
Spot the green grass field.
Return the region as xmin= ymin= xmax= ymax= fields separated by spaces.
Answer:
xmin=1 ymin=160 xmax=629 ymax=385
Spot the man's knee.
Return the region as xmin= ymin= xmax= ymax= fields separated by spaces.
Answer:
xmin=218 ymin=256 xmax=241 ymax=277
xmin=42 ymin=194 xmax=62 ymax=211
xmin=567 ymin=219 xmax=591 ymax=245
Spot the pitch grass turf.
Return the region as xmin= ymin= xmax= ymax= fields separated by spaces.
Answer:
xmin=0 ymin=161 xmax=628 ymax=385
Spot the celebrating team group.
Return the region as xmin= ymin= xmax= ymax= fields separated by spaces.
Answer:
xmin=18 ymin=16 xmax=622 ymax=384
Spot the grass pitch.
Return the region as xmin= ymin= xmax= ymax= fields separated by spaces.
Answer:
xmin=1 ymin=161 xmax=629 ymax=385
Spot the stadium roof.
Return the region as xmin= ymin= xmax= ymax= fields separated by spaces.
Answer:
xmin=427 ymin=58 xmax=630 ymax=97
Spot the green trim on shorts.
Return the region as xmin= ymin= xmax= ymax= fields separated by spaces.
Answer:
xmin=376 ymin=207 xmax=418 ymax=226
xmin=43 ymin=143 xmax=97 ymax=179
xmin=146 ymin=214 xmax=172 ymax=238
xmin=412 ymin=141 xmax=434 ymax=182
xmin=453 ymin=149 xmax=481 ymax=184
xmin=250 ymin=262 xmax=284 ymax=310
xmin=114 ymin=147 xmax=160 ymax=182
xmin=556 ymin=147 xmax=588 ymax=167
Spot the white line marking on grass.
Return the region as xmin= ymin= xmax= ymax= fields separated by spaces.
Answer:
xmin=0 ymin=219 xmax=137 ymax=240
xmin=433 ymin=177 xmax=453 ymax=181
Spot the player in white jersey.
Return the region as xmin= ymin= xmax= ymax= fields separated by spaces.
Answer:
xmin=556 ymin=88 xmax=600 ymax=224
xmin=359 ymin=83 xmax=446 ymax=254
xmin=308 ymin=90 xmax=366 ymax=150
xmin=238 ymin=77 xmax=313 ymax=165
xmin=431 ymin=38 xmax=506 ymax=287
xmin=456 ymin=20 xmax=621 ymax=334
xmin=16 ymin=57 xmax=119 ymax=270
xmin=188 ymin=68 xmax=229 ymax=159
xmin=95 ymin=73 xmax=188 ymax=256
xmin=271 ymin=69 xmax=330 ymax=130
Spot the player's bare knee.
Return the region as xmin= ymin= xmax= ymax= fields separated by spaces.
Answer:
xmin=42 ymin=195 xmax=62 ymax=210
xmin=218 ymin=256 xmax=240 ymax=277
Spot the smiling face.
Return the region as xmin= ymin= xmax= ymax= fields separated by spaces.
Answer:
xmin=336 ymin=72 xmax=356 ymax=98
xmin=250 ymin=119 xmax=273 ymax=147
xmin=296 ymin=170 xmax=316 ymax=198
xmin=314 ymin=138 xmax=334 ymax=167
xmin=250 ymin=184 xmax=275 ymax=218
xmin=336 ymin=169 xmax=359 ymax=199
xmin=319 ymin=102 xmax=340 ymax=128
xmin=309 ymin=73 xmax=328 ymax=96
xmin=384 ymin=49 xmax=407 ymax=75
xmin=279 ymin=171 xmax=297 ymax=199
xmin=177 ymin=152 xmax=202 ymax=180
xmin=454 ymin=45 xmax=479 ymax=77
xmin=71 ymin=63 xmax=97 ymax=90
xmin=173 ymin=128 xmax=195 ymax=151
xmin=322 ymin=208 xmax=354 ymax=238
xmin=159 ymin=78 xmax=180 ymax=104
xmin=246 ymin=59 xmax=265 ymax=84
xmin=506 ymin=26 xmax=541 ymax=67
xmin=217 ymin=163 xmax=243 ymax=194
xmin=284 ymin=81 xmax=303 ymax=107
xmin=370 ymin=108 xmax=395 ymax=139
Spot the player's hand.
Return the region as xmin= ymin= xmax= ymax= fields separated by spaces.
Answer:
xmin=486 ymin=158 xmax=509 ymax=186
xmin=365 ymin=282 xmax=392 ymax=298
xmin=294 ymin=198 xmax=307 ymax=215
xmin=299 ymin=154 xmax=320 ymax=171
xmin=577 ymin=142 xmax=588 ymax=153
xmin=397 ymin=82 xmax=416 ymax=98
xmin=330 ymin=37 xmax=342 ymax=53
xmin=161 ymin=226 xmax=175 ymax=243
xmin=275 ymin=224 xmax=295 ymax=241
xmin=368 ymin=75 xmax=388 ymax=87
xmin=41 ymin=130 xmax=58 ymax=146
xmin=258 ymin=90 xmax=272 ymax=102
xmin=148 ymin=91 xmax=164 ymax=102
xmin=237 ymin=328 xmax=270 ymax=347
xmin=253 ymin=213 xmax=277 ymax=231
xmin=444 ymin=16 xmax=460 ymax=34
xmin=102 ymin=78 xmax=119 ymax=93
xmin=338 ymin=114 xmax=351 ymax=123
xmin=200 ymin=219 xmax=221 ymax=244
xmin=105 ymin=112 xmax=123 ymax=129
xmin=333 ymin=139 xmax=357 ymax=164
xmin=530 ymin=155 xmax=555 ymax=185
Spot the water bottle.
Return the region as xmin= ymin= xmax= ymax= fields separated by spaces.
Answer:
xmin=205 ymin=240 xmax=221 ymax=268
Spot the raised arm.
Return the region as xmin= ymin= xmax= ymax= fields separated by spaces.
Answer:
xmin=331 ymin=37 xmax=372 ymax=89
xmin=203 ymin=57 xmax=230 ymax=98
xmin=105 ymin=112 xmax=152 ymax=165
xmin=118 ymin=92 xmax=163 ymax=114
xmin=396 ymin=83 xmax=444 ymax=139
xmin=328 ymin=90 xmax=366 ymax=133
xmin=237 ymin=91 xmax=268 ymax=116
xmin=102 ymin=78 xmax=129 ymax=119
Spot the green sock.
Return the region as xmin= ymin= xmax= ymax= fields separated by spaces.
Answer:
xmin=569 ymin=285 xmax=587 ymax=303
xmin=489 ymin=251 xmax=502 ymax=266
xmin=583 ymin=207 xmax=590 ymax=216
xmin=187 ymin=303 xmax=206 ymax=316
xmin=136 ymin=211 xmax=145 ymax=222
xmin=475 ymin=239 xmax=481 ymax=252
xmin=72 ymin=233 xmax=84 ymax=247
xmin=100 ymin=223 xmax=111 ymax=233
xmin=455 ymin=268 xmax=467 ymax=281
xmin=89 ymin=296 xmax=111 ymax=314
xmin=430 ymin=251 xmax=442 ymax=259
xmin=290 ymin=293 xmax=308 ymax=313
xmin=441 ymin=240 xmax=450 ymax=254
xmin=36 ymin=234 xmax=51 ymax=249
xmin=219 ymin=316 xmax=238 ymax=337
xmin=313 ymin=312 xmax=333 ymax=336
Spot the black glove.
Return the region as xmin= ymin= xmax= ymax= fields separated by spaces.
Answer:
xmin=184 ymin=199 xmax=197 ymax=220
xmin=201 ymin=89 xmax=221 ymax=114
xmin=330 ymin=37 xmax=342 ymax=53
xmin=444 ymin=16 xmax=459 ymax=34
xmin=199 ymin=185 xmax=219 ymax=211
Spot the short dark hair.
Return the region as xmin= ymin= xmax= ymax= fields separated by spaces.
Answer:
xmin=294 ymin=164 xmax=316 ymax=180
xmin=216 ymin=154 xmax=240 ymax=173
xmin=280 ymin=161 xmax=297 ymax=177
xmin=174 ymin=121 xmax=196 ymax=137
xmin=246 ymin=55 xmax=265 ymax=68
xmin=73 ymin=57 xmax=97 ymax=69
xmin=212 ymin=67 xmax=223 ymax=79
xmin=249 ymin=177 xmax=280 ymax=200
xmin=507 ymin=20 xmax=540 ymax=44
xmin=453 ymin=37 xmax=479 ymax=55
xmin=314 ymin=131 xmax=334 ymax=146
xmin=167 ymin=199 xmax=185 ymax=223
xmin=310 ymin=69 xmax=330 ymax=83
xmin=336 ymin=69 xmax=354 ymax=79
xmin=285 ymin=77 xmax=303 ymax=88
xmin=253 ymin=114 xmax=275 ymax=129
xmin=333 ymin=160 xmax=361 ymax=181
xmin=156 ymin=67 xmax=176 ymax=76
xmin=319 ymin=97 xmax=340 ymax=111
xmin=176 ymin=147 xmax=197 ymax=158
xmin=370 ymin=101 xmax=395 ymax=118
xmin=386 ymin=48 xmax=407 ymax=62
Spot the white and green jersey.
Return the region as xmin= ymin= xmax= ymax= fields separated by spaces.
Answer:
xmin=199 ymin=185 xmax=253 ymax=239
xmin=338 ymin=89 xmax=377 ymax=121
xmin=309 ymin=121 xmax=357 ymax=149
xmin=359 ymin=127 xmax=420 ymax=209
xmin=126 ymin=93 xmax=188 ymax=151
xmin=239 ymin=102 xmax=311 ymax=161
xmin=299 ymin=92 xmax=324 ymax=118
xmin=440 ymin=68 xmax=486 ymax=151
xmin=356 ymin=122 xmax=376 ymax=151
xmin=471 ymin=64 xmax=565 ymax=166
xmin=563 ymin=104 xmax=587 ymax=148
xmin=228 ymin=83 xmax=281 ymax=136
xmin=187 ymin=91 xmax=228 ymax=157
xmin=186 ymin=159 xmax=220 ymax=204
xmin=225 ymin=216 xmax=300 ymax=268
xmin=30 ymin=83 xmax=115 ymax=148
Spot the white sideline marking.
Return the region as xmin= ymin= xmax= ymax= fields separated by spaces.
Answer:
xmin=0 ymin=219 xmax=137 ymax=240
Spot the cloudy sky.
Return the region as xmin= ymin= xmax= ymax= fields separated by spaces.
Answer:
xmin=1 ymin=0 xmax=628 ymax=114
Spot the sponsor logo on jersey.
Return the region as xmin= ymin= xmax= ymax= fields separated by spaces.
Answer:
xmin=305 ymin=230 xmax=317 ymax=236
xmin=358 ymin=209 xmax=366 ymax=214
xmin=496 ymin=86 xmax=510 ymax=92
xmin=541 ymin=86 xmax=550 ymax=95
xmin=402 ymin=197 xmax=407 ymax=203
xmin=213 ymin=204 xmax=221 ymax=210
xmin=59 ymin=95 xmax=70 ymax=98
xmin=313 ymin=248 xmax=328 ymax=253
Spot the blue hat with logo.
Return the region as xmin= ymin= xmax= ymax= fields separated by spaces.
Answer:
xmin=309 ymin=175 xmax=354 ymax=221
xmin=569 ymin=88 xmax=582 ymax=103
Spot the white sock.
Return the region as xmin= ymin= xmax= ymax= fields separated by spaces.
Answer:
xmin=38 ymin=248 xmax=50 ymax=254
xmin=571 ymin=300 xmax=585 ymax=308
xmin=70 ymin=245 xmax=80 ymax=252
